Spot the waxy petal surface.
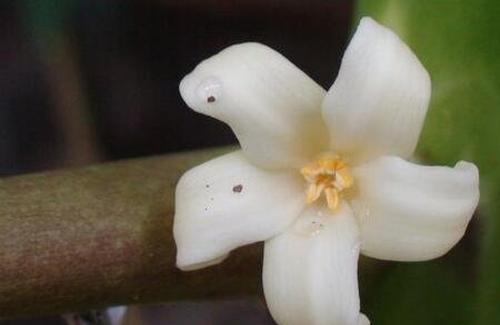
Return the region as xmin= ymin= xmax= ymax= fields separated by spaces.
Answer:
xmin=174 ymin=151 xmax=304 ymax=270
xmin=353 ymin=156 xmax=479 ymax=261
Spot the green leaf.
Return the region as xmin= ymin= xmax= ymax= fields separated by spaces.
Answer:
xmin=356 ymin=1 xmax=500 ymax=324
xmin=362 ymin=262 xmax=472 ymax=325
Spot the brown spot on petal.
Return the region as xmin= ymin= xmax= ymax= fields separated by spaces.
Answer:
xmin=207 ymin=96 xmax=216 ymax=103
xmin=232 ymin=184 xmax=243 ymax=193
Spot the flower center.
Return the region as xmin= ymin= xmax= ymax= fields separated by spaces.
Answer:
xmin=300 ymin=153 xmax=354 ymax=211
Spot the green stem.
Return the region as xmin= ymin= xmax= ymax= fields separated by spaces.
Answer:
xmin=0 ymin=147 xmax=263 ymax=318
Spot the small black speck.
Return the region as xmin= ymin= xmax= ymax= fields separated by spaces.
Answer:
xmin=204 ymin=207 xmax=208 ymax=211
xmin=205 ymin=184 xmax=210 ymax=188
xmin=233 ymin=184 xmax=243 ymax=193
xmin=207 ymin=96 xmax=216 ymax=103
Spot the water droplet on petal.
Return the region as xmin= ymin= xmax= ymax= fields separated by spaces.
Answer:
xmin=350 ymin=199 xmax=371 ymax=223
xmin=294 ymin=215 xmax=327 ymax=237
xmin=196 ymin=77 xmax=222 ymax=105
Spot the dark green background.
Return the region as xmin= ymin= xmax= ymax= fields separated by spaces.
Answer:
xmin=358 ymin=1 xmax=500 ymax=324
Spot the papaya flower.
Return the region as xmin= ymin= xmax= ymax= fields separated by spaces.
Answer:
xmin=173 ymin=17 xmax=480 ymax=325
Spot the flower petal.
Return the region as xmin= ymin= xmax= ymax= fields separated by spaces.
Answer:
xmin=263 ymin=204 xmax=362 ymax=325
xmin=180 ymin=43 xmax=327 ymax=169
xmin=353 ymin=156 xmax=479 ymax=261
xmin=322 ymin=17 xmax=431 ymax=161
xmin=358 ymin=314 xmax=370 ymax=325
xmin=174 ymin=151 xmax=304 ymax=270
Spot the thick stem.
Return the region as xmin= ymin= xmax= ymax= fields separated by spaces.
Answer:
xmin=0 ymin=147 xmax=263 ymax=318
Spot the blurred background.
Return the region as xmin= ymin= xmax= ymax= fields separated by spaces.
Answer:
xmin=0 ymin=0 xmax=351 ymax=176
xmin=1 ymin=0 xmax=499 ymax=324
xmin=0 ymin=1 xmax=351 ymax=324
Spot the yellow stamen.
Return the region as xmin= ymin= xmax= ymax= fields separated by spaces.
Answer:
xmin=300 ymin=153 xmax=353 ymax=210
xmin=324 ymin=188 xmax=339 ymax=210
xmin=306 ymin=183 xmax=324 ymax=203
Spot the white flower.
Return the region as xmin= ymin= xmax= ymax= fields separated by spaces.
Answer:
xmin=173 ymin=17 xmax=480 ymax=325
